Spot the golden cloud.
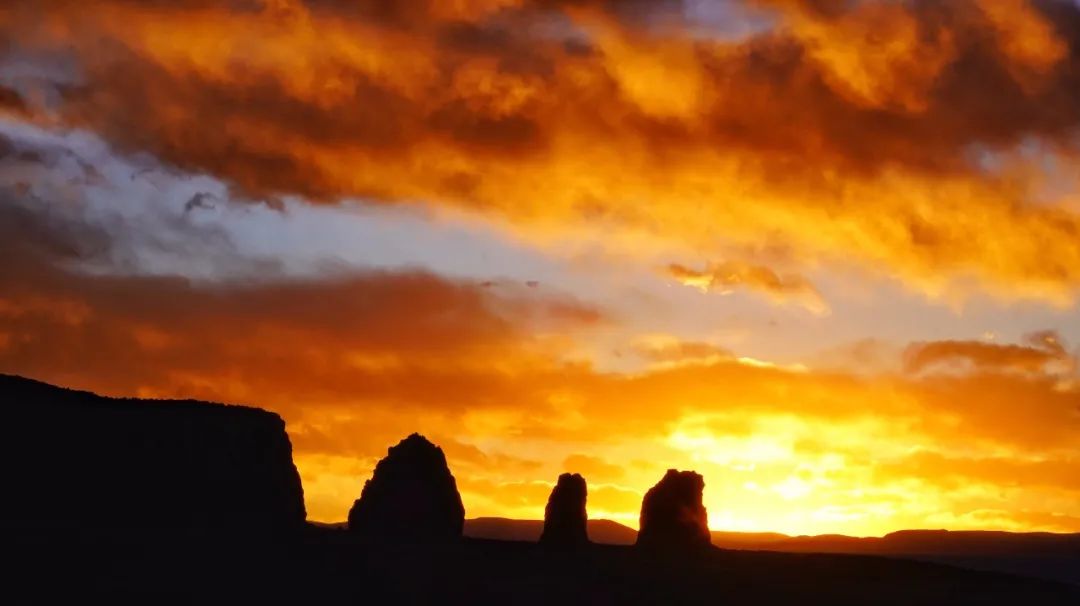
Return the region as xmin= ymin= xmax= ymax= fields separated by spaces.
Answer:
xmin=667 ymin=261 xmax=828 ymax=314
xmin=2 ymin=1 xmax=1080 ymax=301
xmin=631 ymin=334 xmax=732 ymax=363
xmin=904 ymin=331 xmax=1076 ymax=375
xmin=563 ymin=454 xmax=625 ymax=482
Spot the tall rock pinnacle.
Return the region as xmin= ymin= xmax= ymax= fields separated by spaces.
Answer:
xmin=540 ymin=473 xmax=589 ymax=548
xmin=636 ymin=469 xmax=711 ymax=552
xmin=347 ymin=433 xmax=465 ymax=542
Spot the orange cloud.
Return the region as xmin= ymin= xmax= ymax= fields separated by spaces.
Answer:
xmin=629 ymin=334 xmax=733 ymax=365
xmin=667 ymin=261 xmax=828 ymax=314
xmin=904 ymin=331 xmax=1075 ymax=375
xmin=3 ymin=1 xmax=1080 ymax=301
xmin=0 ymin=196 xmax=603 ymax=410
xmin=0 ymin=86 xmax=29 ymax=119
xmin=563 ymin=454 xmax=624 ymax=482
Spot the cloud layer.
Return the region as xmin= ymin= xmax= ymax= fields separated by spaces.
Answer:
xmin=3 ymin=0 xmax=1080 ymax=300
xmin=667 ymin=261 xmax=828 ymax=314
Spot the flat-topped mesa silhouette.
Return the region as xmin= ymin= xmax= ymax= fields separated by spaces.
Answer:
xmin=636 ymin=469 xmax=711 ymax=553
xmin=540 ymin=473 xmax=589 ymax=548
xmin=1 ymin=374 xmax=305 ymax=531
xmin=348 ymin=433 xmax=465 ymax=542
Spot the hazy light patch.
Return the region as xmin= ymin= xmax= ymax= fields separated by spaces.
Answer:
xmin=736 ymin=356 xmax=808 ymax=372
xmin=667 ymin=428 xmax=795 ymax=466
xmin=294 ymin=453 xmax=373 ymax=523
xmin=683 ymin=0 xmax=777 ymax=41
xmin=773 ymin=476 xmax=814 ymax=500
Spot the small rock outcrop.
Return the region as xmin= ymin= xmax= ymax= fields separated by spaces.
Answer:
xmin=636 ymin=469 xmax=711 ymax=552
xmin=348 ymin=433 xmax=465 ymax=542
xmin=539 ymin=473 xmax=589 ymax=548
xmin=1 ymin=374 xmax=305 ymax=531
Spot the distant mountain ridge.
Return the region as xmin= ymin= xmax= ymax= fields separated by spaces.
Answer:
xmin=711 ymin=528 xmax=1080 ymax=555
xmin=463 ymin=518 xmax=1080 ymax=585
xmin=466 ymin=517 xmax=638 ymax=545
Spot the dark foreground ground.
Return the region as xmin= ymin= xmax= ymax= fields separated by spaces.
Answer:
xmin=465 ymin=517 xmax=1080 ymax=587
xmin=8 ymin=525 xmax=1080 ymax=605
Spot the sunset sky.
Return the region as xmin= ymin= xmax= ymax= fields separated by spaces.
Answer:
xmin=2 ymin=0 xmax=1080 ymax=536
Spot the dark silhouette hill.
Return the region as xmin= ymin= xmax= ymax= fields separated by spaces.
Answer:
xmin=637 ymin=469 xmax=711 ymax=552
xmin=540 ymin=473 xmax=589 ymax=548
xmin=466 ymin=517 xmax=637 ymax=544
xmin=0 ymin=373 xmax=304 ymax=531
xmin=711 ymin=528 xmax=1080 ymax=555
xmin=711 ymin=529 xmax=1080 ymax=586
xmin=348 ymin=433 xmax=464 ymax=542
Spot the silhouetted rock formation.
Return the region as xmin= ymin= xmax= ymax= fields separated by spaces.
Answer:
xmin=1 ymin=374 xmax=305 ymax=530
xmin=636 ymin=469 xmax=711 ymax=552
xmin=540 ymin=473 xmax=589 ymax=547
xmin=348 ymin=433 xmax=465 ymax=541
